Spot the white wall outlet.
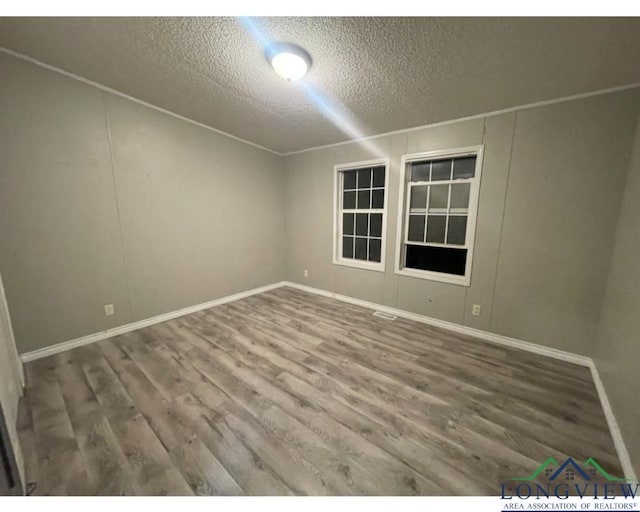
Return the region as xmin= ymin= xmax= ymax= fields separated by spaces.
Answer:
xmin=303 ymin=269 xmax=309 ymax=278
xmin=472 ymin=304 xmax=481 ymax=317
xmin=104 ymin=304 xmax=115 ymax=316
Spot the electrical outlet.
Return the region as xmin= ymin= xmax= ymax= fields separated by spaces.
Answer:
xmin=303 ymin=269 xmax=309 ymax=278
xmin=472 ymin=304 xmax=481 ymax=317
xmin=104 ymin=304 xmax=115 ymax=316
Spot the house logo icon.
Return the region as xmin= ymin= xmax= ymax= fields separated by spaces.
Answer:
xmin=501 ymin=457 xmax=638 ymax=500
xmin=508 ymin=457 xmax=627 ymax=482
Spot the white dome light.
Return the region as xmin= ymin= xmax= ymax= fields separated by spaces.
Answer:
xmin=271 ymin=52 xmax=308 ymax=81
xmin=267 ymin=43 xmax=311 ymax=81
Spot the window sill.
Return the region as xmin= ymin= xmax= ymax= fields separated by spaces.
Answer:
xmin=394 ymin=267 xmax=470 ymax=286
xmin=332 ymin=258 xmax=386 ymax=273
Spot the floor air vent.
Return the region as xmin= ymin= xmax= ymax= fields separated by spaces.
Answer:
xmin=372 ymin=311 xmax=397 ymax=321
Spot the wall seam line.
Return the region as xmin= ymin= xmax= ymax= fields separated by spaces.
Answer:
xmin=488 ymin=111 xmax=518 ymax=333
xmin=101 ymin=92 xmax=134 ymax=324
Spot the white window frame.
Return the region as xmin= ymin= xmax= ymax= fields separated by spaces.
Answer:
xmin=333 ymin=158 xmax=390 ymax=272
xmin=394 ymin=146 xmax=484 ymax=286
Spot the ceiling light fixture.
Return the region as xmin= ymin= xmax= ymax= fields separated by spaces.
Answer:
xmin=267 ymin=43 xmax=312 ymax=81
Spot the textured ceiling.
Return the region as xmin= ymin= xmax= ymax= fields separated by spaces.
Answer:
xmin=1 ymin=17 xmax=640 ymax=154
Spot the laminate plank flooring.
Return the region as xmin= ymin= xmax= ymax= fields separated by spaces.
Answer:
xmin=17 ymin=287 xmax=623 ymax=495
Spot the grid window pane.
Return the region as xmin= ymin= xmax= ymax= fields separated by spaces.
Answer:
xmin=338 ymin=164 xmax=386 ymax=267
xmin=431 ymin=159 xmax=452 ymax=181
xmin=355 ymin=237 xmax=368 ymax=260
xmin=426 ymin=215 xmax=446 ymax=243
xmin=450 ymin=183 xmax=470 ymax=210
xmin=410 ymin=185 xmax=428 ymax=210
xmin=342 ymin=236 xmax=354 ymax=258
xmin=447 ymin=216 xmax=467 ymax=245
xmin=372 ymin=167 xmax=385 ymax=187
xmin=355 ymin=213 xmax=369 ymax=236
xmin=411 ymin=162 xmax=430 ymax=182
xmin=343 ymin=170 xmax=357 ymax=190
xmin=357 ymin=169 xmax=372 ymax=189
xmin=357 ymin=190 xmax=371 ymax=209
xmin=343 ymin=191 xmax=356 ymax=209
xmin=402 ymin=151 xmax=479 ymax=278
xmin=453 ymin=157 xmax=476 ymax=179
xmin=408 ymin=215 xmax=426 ymax=242
xmin=369 ymin=239 xmax=382 ymax=262
xmin=372 ymin=189 xmax=384 ymax=209
xmin=370 ymin=213 xmax=382 ymax=237
xmin=429 ymin=184 xmax=449 ymax=210
xmin=343 ymin=213 xmax=355 ymax=235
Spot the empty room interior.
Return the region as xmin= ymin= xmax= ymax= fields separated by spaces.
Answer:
xmin=1 ymin=15 xmax=640 ymax=497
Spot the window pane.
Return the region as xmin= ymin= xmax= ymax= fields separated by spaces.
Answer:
xmin=357 ymin=190 xmax=371 ymax=209
xmin=371 ymin=189 xmax=384 ymax=209
xmin=372 ymin=166 xmax=385 ymax=187
xmin=410 ymin=162 xmax=429 ymax=181
xmin=429 ymin=184 xmax=449 ymax=210
xmin=355 ymin=213 xmax=368 ymax=236
xmin=370 ymin=213 xmax=382 ymax=237
xmin=357 ymin=169 xmax=372 ymax=189
xmin=343 ymin=191 xmax=356 ymax=209
xmin=343 ymin=170 xmax=357 ymax=190
xmin=343 ymin=213 xmax=355 ymax=235
xmin=410 ymin=185 xmax=427 ymax=210
xmin=405 ymin=245 xmax=467 ymax=276
xmin=431 ymin=159 xmax=452 ymax=181
xmin=453 ymin=156 xmax=476 ymax=179
xmin=369 ymin=239 xmax=382 ymax=262
xmin=342 ymin=237 xmax=354 ymax=259
xmin=447 ymin=216 xmax=467 ymax=245
xmin=355 ymin=237 xmax=368 ymax=260
xmin=450 ymin=183 xmax=470 ymax=210
xmin=408 ymin=215 xmax=425 ymax=242
xmin=426 ymin=215 xmax=446 ymax=243
xmin=338 ymin=163 xmax=388 ymax=268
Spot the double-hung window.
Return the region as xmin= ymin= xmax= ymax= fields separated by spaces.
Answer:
xmin=395 ymin=146 xmax=483 ymax=286
xmin=333 ymin=159 xmax=390 ymax=271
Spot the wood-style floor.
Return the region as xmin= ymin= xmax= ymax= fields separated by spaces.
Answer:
xmin=17 ymin=287 xmax=622 ymax=495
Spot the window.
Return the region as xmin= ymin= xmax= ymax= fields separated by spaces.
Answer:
xmin=333 ymin=159 xmax=390 ymax=271
xmin=395 ymin=146 xmax=483 ymax=286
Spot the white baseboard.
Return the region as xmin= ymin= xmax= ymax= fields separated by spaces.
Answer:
xmin=281 ymin=280 xmax=636 ymax=481
xmin=20 ymin=281 xmax=287 ymax=363
xmin=281 ymin=281 xmax=591 ymax=366
xmin=19 ymin=278 xmax=635 ymax=481
xmin=588 ymin=361 xmax=637 ymax=482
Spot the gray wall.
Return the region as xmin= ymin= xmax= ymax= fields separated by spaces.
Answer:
xmin=595 ymin=115 xmax=640 ymax=477
xmin=0 ymin=52 xmax=285 ymax=354
xmin=284 ymin=89 xmax=640 ymax=355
